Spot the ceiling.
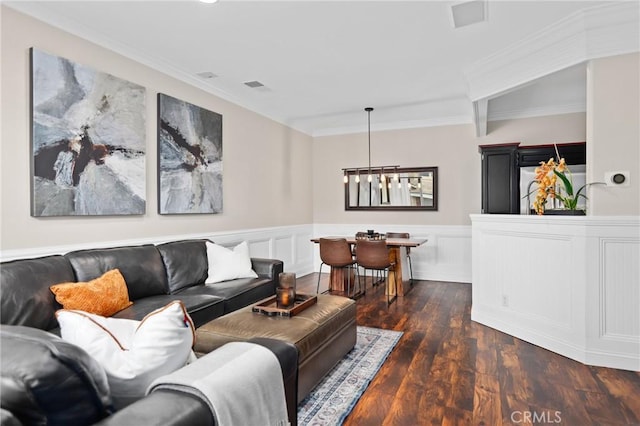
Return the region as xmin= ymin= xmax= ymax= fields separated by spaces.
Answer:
xmin=7 ymin=1 xmax=613 ymax=136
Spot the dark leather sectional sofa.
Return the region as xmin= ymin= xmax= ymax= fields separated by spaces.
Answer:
xmin=0 ymin=239 xmax=299 ymax=425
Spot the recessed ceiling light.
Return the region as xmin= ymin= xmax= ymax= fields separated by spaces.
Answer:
xmin=200 ymin=0 xmax=218 ymax=4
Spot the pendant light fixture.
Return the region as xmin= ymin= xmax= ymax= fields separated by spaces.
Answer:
xmin=366 ymin=107 xmax=373 ymax=183
xmin=342 ymin=107 xmax=399 ymax=186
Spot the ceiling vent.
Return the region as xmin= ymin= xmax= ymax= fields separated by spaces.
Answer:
xmin=451 ymin=0 xmax=487 ymax=28
xmin=244 ymin=80 xmax=266 ymax=88
xmin=196 ymin=71 xmax=218 ymax=79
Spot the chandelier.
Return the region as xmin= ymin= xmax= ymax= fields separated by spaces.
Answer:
xmin=343 ymin=107 xmax=400 ymax=189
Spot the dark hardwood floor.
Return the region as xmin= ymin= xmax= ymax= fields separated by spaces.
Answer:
xmin=296 ymin=273 xmax=640 ymax=426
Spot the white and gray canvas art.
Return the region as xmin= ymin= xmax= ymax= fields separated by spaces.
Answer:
xmin=158 ymin=94 xmax=222 ymax=214
xmin=31 ymin=48 xmax=146 ymax=216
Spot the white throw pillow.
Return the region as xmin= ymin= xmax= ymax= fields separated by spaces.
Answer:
xmin=56 ymin=301 xmax=195 ymax=408
xmin=205 ymin=241 xmax=258 ymax=284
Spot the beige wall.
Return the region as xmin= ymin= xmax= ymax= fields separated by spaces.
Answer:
xmin=587 ymin=53 xmax=640 ymax=216
xmin=0 ymin=7 xmax=313 ymax=251
xmin=312 ymin=113 xmax=587 ymax=225
xmin=5 ymin=6 xmax=633 ymax=254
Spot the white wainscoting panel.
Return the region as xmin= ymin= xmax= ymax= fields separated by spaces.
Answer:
xmin=312 ymin=224 xmax=471 ymax=283
xmin=0 ymin=224 xmax=316 ymax=277
xmin=601 ymin=239 xmax=640 ymax=339
xmin=295 ymin=233 xmax=315 ymax=275
xmin=246 ymin=238 xmax=272 ymax=259
xmin=471 ymin=214 xmax=640 ymax=371
xmin=0 ymin=223 xmax=468 ymax=281
xmin=274 ymin=236 xmax=294 ymax=270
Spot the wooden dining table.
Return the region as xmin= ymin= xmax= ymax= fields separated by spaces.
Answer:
xmin=311 ymin=236 xmax=427 ymax=297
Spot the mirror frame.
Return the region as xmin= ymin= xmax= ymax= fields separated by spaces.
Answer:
xmin=344 ymin=166 xmax=438 ymax=211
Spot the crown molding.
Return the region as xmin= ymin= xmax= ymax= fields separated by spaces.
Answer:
xmin=466 ymin=2 xmax=640 ymax=102
xmin=7 ymin=1 xmax=635 ymax=139
xmin=310 ymin=114 xmax=472 ymax=137
xmin=6 ymin=2 xmax=475 ymax=138
xmin=488 ymin=102 xmax=586 ymax=123
xmin=468 ymin=1 xmax=639 ymax=136
xmin=3 ymin=2 xmax=312 ymax=134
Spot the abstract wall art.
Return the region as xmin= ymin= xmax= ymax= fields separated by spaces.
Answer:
xmin=157 ymin=93 xmax=223 ymax=214
xmin=30 ymin=48 xmax=146 ymax=216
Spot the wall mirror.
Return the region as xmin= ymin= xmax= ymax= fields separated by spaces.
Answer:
xmin=344 ymin=166 xmax=438 ymax=211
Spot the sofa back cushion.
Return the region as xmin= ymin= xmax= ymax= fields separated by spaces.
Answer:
xmin=0 ymin=256 xmax=74 ymax=330
xmin=65 ymin=245 xmax=168 ymax=300
xmin=0 ymin=325 xmax=113 ymax=425
xmin=156 ymin=240 xmax=208 ymax=293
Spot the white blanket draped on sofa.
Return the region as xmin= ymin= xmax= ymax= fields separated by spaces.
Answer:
xmin=148 ymin=342 xmax=289 ymax=426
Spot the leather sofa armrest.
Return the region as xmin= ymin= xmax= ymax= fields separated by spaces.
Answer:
xmin=1 ymin=408 xmax=24 ymax=426
xmin=251 ymin=258 xmax=284 ymax=280
xmin=98 ymin=337 xmax=298 ymax=426
xmin=248 ymin=337 xmax=298 ymax=426
xmin=94 ymin=390 xmax=213 ymax=426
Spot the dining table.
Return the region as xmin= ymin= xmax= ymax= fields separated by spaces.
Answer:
xmin=311 ymin=236 xmax=427 ymax=297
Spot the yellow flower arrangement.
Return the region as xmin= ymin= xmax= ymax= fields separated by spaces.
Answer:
xmin=532 ymin=156 xmax=586 ymax=215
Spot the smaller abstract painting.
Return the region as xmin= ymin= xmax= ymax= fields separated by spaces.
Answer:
xmin=157 ymin=94 xmax=223 ymax=214
xmin=30 ymin=48 xmax=146 ymax=216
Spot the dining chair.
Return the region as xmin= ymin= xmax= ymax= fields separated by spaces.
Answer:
xmin=316 ymin=238 xmax=361 ymax=298
xmin=354 ymin=232 xmax=385 ymax=281
xmin=385 ymin=232 xmax=414 ymax=286
xmin=355 ymin=231 xmax=385 ymax=240
xmin=355 ymin=239 xmax=397 ymax=306
xmin=353 ymin=232 xmax=368 ymax=254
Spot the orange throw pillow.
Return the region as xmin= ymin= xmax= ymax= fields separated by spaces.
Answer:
xmin=50 ymin=269 xmax=133 ymax=316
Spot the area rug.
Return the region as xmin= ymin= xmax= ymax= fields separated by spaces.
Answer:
xmin=298 ymin=326 xmax=403 ymax=425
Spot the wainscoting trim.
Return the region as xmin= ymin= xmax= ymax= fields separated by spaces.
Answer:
xmin=0 ymin=224 xmax=316 ymax=277
xmin=1 ymin=223 xmax=473 ymax=284
xmin=312 ymin=223 xmax=471 ymax=283
xmin=471 ymin=214 xmax=640 ymax=371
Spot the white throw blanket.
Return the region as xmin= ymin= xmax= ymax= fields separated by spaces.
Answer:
xmin=148 ymin=342 xmax=289 ymax=426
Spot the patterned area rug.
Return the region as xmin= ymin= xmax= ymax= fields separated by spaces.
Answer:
xmin=298 ymin=326 xmax=403 ymax=425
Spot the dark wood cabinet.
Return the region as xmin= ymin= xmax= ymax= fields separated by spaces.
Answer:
xmin=479 ymin=142 xmax=586 ymax=214
xmin=479 ymin=144 xmax=519 ymax=214
xmin=518 ymin=143 xmax=586 ymax=167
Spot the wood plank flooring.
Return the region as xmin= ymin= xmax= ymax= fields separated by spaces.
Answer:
xmin=296 ymin=273 xmax=640 ymax=426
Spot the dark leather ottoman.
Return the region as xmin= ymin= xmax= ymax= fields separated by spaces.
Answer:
xmin=194 ymin=294 xmax=357 ymax=402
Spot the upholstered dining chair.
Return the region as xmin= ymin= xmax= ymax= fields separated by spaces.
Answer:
xmin=353 ymin=232 xmax=368 ymax=255
xmin=355 ymin=239 xmax=397 ymax=306
xmin=316 ymin=238 xmax=361 ymax=298
xmin=353 ymin=232 xmax=385 ymax=280
xmin=385 ymin=232 xmax=414 ymax=286
xmin=355 ymin=231 xmax=385 ymax=240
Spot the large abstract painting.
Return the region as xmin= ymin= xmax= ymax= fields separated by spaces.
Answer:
xmin=30 ymin=48 xmax=146 ymax=216
xmin=157 ymin=93 xmax=223 ymax=214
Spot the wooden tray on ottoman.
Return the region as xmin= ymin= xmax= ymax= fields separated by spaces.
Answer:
xmin=252 ymin=293 xmax=317 ymax=317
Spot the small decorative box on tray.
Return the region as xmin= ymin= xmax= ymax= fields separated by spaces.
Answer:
xmin=252 ymin=293 xmax=317 ymax=317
